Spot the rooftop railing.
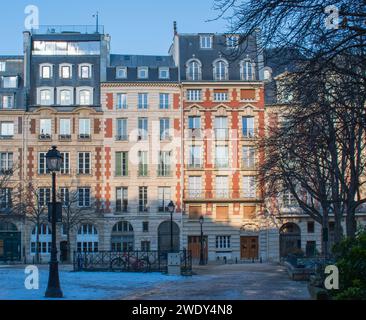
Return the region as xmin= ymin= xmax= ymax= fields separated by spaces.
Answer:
xmin=30 ymin=25 xmax=105 ymax=35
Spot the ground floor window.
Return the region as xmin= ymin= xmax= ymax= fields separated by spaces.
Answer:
xmin=31 ymin=241 xmax=51 ymax=254
xmin=111 ymin=239 xmax=134 ymax=252
xmin=77 ymin=242 xmax=98 ymax=253
xmin=141 ymin=241 xmax=151 ymax=251
xmin=216 ymin=236 xmax=231 ymax=249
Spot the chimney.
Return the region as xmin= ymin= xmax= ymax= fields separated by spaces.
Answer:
xmin=173 ymin=21 xmax=178 ymax=35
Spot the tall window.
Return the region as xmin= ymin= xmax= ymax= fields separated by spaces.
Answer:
xmin=215 ymin=146 xmax=229 ymax=168
xmin=79 ymin=119 xmax=90 ymax=137
xmin=0 ymin=61 xmax=5 ymax=72
xmin=3 ymin=76 xmax=17 ymax=88
xmin=242 ymin=146 xmax=255 ymax=168
xmin=60 ymin=65 xmax=71 ymax=79
xmin=189 ymin=146 xmax=202 ymax=168
xmin=188 ymin=176 xmax=202 ymax=199
xmin=38 ymin=188 xmax=51 ymax=207
xmin=138 ymin=151 xmax=148 ymax=176
xmin=60 ymin=188 xmax=69 ymax=207
xmin=78 ymin=152 xmax=91 ymax=175
xmin=243 ymin=176 xmax=256 ymax=198
xmin=116 ymin=118 xmax=128 ymax=141
xmin=79 ymin=90 xmax=91 ymax=105
xmin=160 ymin=118 xmax=170 ymax=140
xmin=187 ymin=89 xmax=202 ymax=101
xmin=38 ymin=152 xmax=49 ymax=175
xmin=0 ymin=188 xmax=12 ymax=210
xmin=241 ymin=60 xmax=256 ymax=81
xmin=116 ymin=187 xmax=128 ymax=213
xmin=40 ymin=89 xmax=52 ymax=105
xmin=186 ymin=60 xmax=202 ymax=81
xmin=213 ymin=60 xmax=228 ymax=81
xmin=80 ymin=65 xmax=91 ymax=79
xmin=138 ymin=118 xmax=148 ymax=140
xmin=78 ymin=188 xmax=91 ymax=207
xmin=0 ymin=122 xmax=14 ymax=137
xmin=60 ymin=152 xmax=70 ymax=174
xmin=242 ymin=117 xmax=255 ymax=137
xmin=2 ymin=95 xmax=14 ymax=109
xmin=215 ymin=116 xmax=228 ymax=140
xmin=117 ymin=93 xmax=127 ymax=109
xmin=216 ymin=176 xmax=229 ymax=198
xmin=226 ymin=35 xmax=239 ymax=48
xmin=158 ymin=187 xmax=171 ymax=212
xmin=139 ymin=187 xmax=148 ymax=212
xmin=60 ymin=89 xmax=72 ymax=105
xmin=158 ymin=151 xmax=171 ymax=176
xmin=115 ymin=152 xmax=129 ymax=177
xmin=283 ymin=190 xmax=297 ymax=207
xmin=138 ymin=93 xmax=148 ymax=109
xmin=159 ymin=93 xmax=169 ymax=109
xmin=188 ymin=116 xmax=201 ymax=130
xmin=200 ymin=35 xmax=212 ymax=49
xmin=31 ymin=224 xmax=51 ymax=254
xmin=40 ymin=119 xmax=52 ymax=137
xmin=0 ymin=153 xmax=13 ymax=174
xmin=77 ymin=224 xmax=98 ymax=253
xmin=41 ymin=65 xmax=52 ymax=79
xmin=60 ymin=119 xmax=71 ymax=136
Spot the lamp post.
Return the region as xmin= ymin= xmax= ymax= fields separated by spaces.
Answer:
xmin=199 ymin=215 xmax=205 ymax=265
xmin=45 ymin=146 xmax=63 ymax=298
xmin=167 ymin=201 xmax=175 ymax=252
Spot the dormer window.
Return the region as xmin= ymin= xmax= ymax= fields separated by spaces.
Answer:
xmin=116 ymin=67 xmax=127 ymax=79
xmin=213 ymin=59 xmax=229 ymax=81
xmin=200 ymin=35 xmax=212 ymax=49
xmin=40 ymin=64 xmax=53 ymax=79
xmin=38 ymin=87 xmax=54 ymax=106
xmin=159 ymin=67 xmax=170 ymax=79
xmin=226 ymin=35 xmax=239 ymax=48
xmin=0 ymin=62 xmax=5 ymax=72
xmin=138 ymin=67 xmax=149 ymax=79
xmin=60 ymin=64 xmax=72 ymax=79
xmin=186 ymin=59 xmax=202 ymax=81
xmin=2 ymin=77 xmax=18 ymax=88
xmin=79 ymin=64 xmax=92 ymax=79
xmin=241 ymin=59 xmax=256 ymax=81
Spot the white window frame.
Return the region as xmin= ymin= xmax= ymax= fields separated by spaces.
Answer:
xmin=226 ymin=35 xmax=239 ymax=48
xmin=214 ymin=91 xmax=228 ymax=102
xmin=79 ymin=118 xmax=91 ymax=136
xmin=2 ymin=95 xmax=14 ymax=109
xmin=116 ymin=93 xmax=128 ymax=109
xmin=200 ymin=35 xmax=213 ymax=49
xmin=78 ymin=188 xmax=91 ymax=207
xmin=37 ymin=87 xmax=54 ymax=106
xmin=189 ymin=145 xmax=202 ymax=168
xmin=78 ymin=152 xmax=91 ymax=175
xmin=138 ymin=93 xmax=148 ymax=110
xmin=159 ymin=93 xmax=169 ymax=109
xmin=159 ymin=67 xmax=170 ymax=79
xmin=137 ymin=67 xmax=149 ymax=79
xmin=243 ymin=176 xmax=256 ymax=198
xmin=187 ymin=89 xmax=202 ymax=101
xmin=60 ymin=118 xmax=71 ymax=135
xmin=40 ymin=119 xmax=52 ymax=136
xmin=79 ymin=64 xmax=92 ymax=79
xmin=116 ymin=67 xmax=127 ymax=79
xmin=57 ymin=87 xmax=74 ymax=105
xmin=0 ymin=152 xmax=13 ymax=172
xmin=59 ymin=64 xmax=72 ymax=79
xmin=76 ymin=87 xmax=93 ymax=105
xmin=0 ymin=61 xmax=5 ymax=72
xmin=38 ymin=152 xmax=48 ymax=174
xmin=188 ymin=176 xmax=202 ymax=199
xmin=186 ymin=59 xmax=202 ymax=81
xmin=216 ymin=176 xmax=229 ymax=198
xmin=241 ymin=60 xmax=256 ymax=81
xmin=0 ymin=122 xmax=14 ymax=137
xmin=213 ymin=59 xmax=229 ymax=81
xmin=216 ymin=236 xmax=231 ymax=249
xmin=60 ymin=152 xmax=70 ymax=175
xmin=40 ymin=63 xmax=53 ymax=79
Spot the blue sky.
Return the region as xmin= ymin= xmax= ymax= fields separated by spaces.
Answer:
xmin=0 ymin=0 xmax=228 ymax=55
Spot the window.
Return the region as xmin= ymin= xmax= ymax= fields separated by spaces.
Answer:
xmin=60 ymin=65 xmax=71 ymax=79
xmin=116 ymin=152 xmax=129 ymax=177
xmin=243 ymin=176 xmax=256 ymax=198
xmin=242 ymin=146 xmax=255 ymax=168
xmin=159 ymin=93 xmax=169 ymax=109
xmin=78 ymin=188 xmax=91 ymax=207
xmin=308 ymin=221 xmax=315 ymax=233
xmin=200 ymin=35 xmax=212 ymax=49
xmin=78 ymin=152 xmax=91 ymax=175
xmin=116 ymin=118 xmax=128 ymax=141
xmin=60 ymin=119 xmax=71 ymax=136
xmin=2 ymin=95 xmax=14 ymax=109
xmin=0 ymin=153 xmax=13 ymax=175
xmin=215 ymin=146 xmax=229 ymax=168
xmin=242 ymin=117 xmax=255 ymax=137
xmin=186 ymin=60 xmax=202 ymax=81
xmin=79 ymin=119 xmax=90 ymax=137
xmin=138 ymin=93 xmax=148 ymax=109
xmin=138 ymin=151 xmax=148 ymax=176
xmin=60 ymin=188 xmax=70 ymax=207
xmin=188 ymin=116 xmax=201 ymax=130
xmin=138 ymin=118 xmax=148 ymax=140
xmin=213 ymin=60 xmax=228 ymax=81
xmin=60 ymin=152 xmax=70 ymax=174
xmin=158 ymin=151 xmax=171 ymax=176
xmin=38 ymin=152 xmax=49 ymax=175
xmin=116 ymin=187 xmax=128 ymax=213
xmin=216 ymin=236 xmax=231 ymax=249
xmin=226 ymin=35 xmax=239 ymax=48
xmin=39 ymin=89 xmax=53 ymax=105
xmin=158 ymin=187 xmax=171 ymax=212
xmin=0 ymin=188 xmax=12 ymax=210
xmin=263 ymin=68 xmax=272 ymax=81
xmin=189 ymin=205 xmax=202 ymax=219
xmin=3 ymin=76 xmax=17 ymax=89
xmin=33 ymin=41 xmax=100 ymax=56
xmin=38 ymin=188 xmax=51 ymax=207
xmin=139 ymin=187 xmax=148 ymax=212
xmin=159 ymin=67 xmax=170 ymax=79
xmin=40 ymin=65 xmax=52 ymax=79
xmin=31 ymin=224 xmax=51 ymax=254
xmin=40 ymin=119 xmax=52 ymax=136
xmin=0 ymin=122 xmax=14 ymax=137
xmin=282 ymin=190 xmax=297 ymax=207
xmin=215 ymin=117 xmax=228 ymax=140
xmin=80 ymin=65 xmax=91 ymax=79
xmin=216 ymin=206 xmax=229 ymax=220
xmin=142 ymin=222 xmax=149 ymax=233
xmin=117 ymin=93 xmax=127 ymax=109
xmin=79 ymin=89 xmax=92 ymax=105
xmin=138 ymin=67 xmax=149 ymax=79
xmin=214 ymin=90 xmax=228 ymax=101
xmin=77 ymin=224 xmax=98 ymax=253
xmin=60 ymin=89 xmax=73 ymax=105
xmin=116 ymin=67 xmax=127 ymax=79
xmin=216 ymin=176 xmax=229 ymax=198
xmin=241 ymin=60 xmax=256 ymax=81
xmin=187 ymin=89 xmax=202 ymax=101
xmin=189 ymin=146 xmax=202 ymax=168
xmin=188 ymin=176 xmax=202 ymax=199
xmin=160 ymin=118 xmax=170 ymax=140
xmin=0 ymin=62 xmax=5 ymax=72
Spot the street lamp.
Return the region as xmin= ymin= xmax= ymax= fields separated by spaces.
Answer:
xmin=199 ymin=215 xmax=205 ymax=265
xmin=45 ymin=146 xmax=63 ymax=298
xmin=167 ymin=201 xmax=176 ymax=252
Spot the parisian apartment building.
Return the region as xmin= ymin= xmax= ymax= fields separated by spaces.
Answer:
xmin=0 ymin=24 xmax=365 ymax=264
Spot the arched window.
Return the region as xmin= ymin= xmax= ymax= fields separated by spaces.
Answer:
xmin=30 ymin=224 xmax=52 ymax=255
xmin=60 ymin=89 xmax=72 ymax=105
xmin=186 ymin=59 xmax=202 ymax=81
xmin=79 ymin=89 xmax=92 ymax=105
xmin=241 ymin=60 xmax=256 ymax=81
xmin=77 ymin=224 xmax=99 ymax=252
xmin=213 ymin=59 xmax=228 ymax=81
xmin=111 ymin=221 xmax=134 ymax=252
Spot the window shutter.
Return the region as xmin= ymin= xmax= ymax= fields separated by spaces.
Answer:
xmin=116 ymin=152 xmax=122 ymax=176
xmin=216 ymin=206 xmax=229 ymax=220
xmin=240 ymin=89 xmax=256 ymax=100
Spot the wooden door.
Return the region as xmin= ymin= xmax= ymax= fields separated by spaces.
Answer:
xmin=188 ymin=236 xmax=208 ymax=262
xmin=240 ymin=236 xmax=259 ymax=260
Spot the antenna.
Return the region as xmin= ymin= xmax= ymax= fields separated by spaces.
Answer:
xmin=92 ymin=11 xmax=99 ymax=33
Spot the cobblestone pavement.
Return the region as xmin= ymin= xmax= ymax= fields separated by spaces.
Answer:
xmin=121 ymin=263 xmax=311 ymax=300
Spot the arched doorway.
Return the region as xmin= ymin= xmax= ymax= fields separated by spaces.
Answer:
xmin=280 ymin=223 xmax=301 ymax=258
xmin=158 ymin=221 xmax=180 ymax=252
xmin=0 ymin=222 xmax=21 ymax=261
xmin=111 ymin=221 xmax=134 ymax=252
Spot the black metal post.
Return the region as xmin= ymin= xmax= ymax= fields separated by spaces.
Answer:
xmin=199 ymin=221 xmax=205 ymax=265
xmin=170 ymin=211 xmax=173 ymax=252
xmin=45 ymin=172 xmax=63 ymax=298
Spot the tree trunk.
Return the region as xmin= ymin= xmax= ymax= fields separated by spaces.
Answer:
xmin=346 ymin=211 xmax=357 ymax=239
xmin=35 ymin=223 xmax=40 ymax=264
xmin=67 ymin=228 xmax=71 ymax=264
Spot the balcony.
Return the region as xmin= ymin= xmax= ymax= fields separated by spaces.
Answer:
xmin=0 ymin=135 xmax=13 ymax=140
xmin=216 ymin=189 xmax=230 ymax=199
xmin=0 ymin=168 xmax=13 ymax=176
xmin=186 ymin=190 xmax=204 ymax=200
xmin=59 ymin=134 xmax=72 ymax=142
xmin=115 ymin=135 xmax=129 ymax=142
xmin=157 ymin=165 xmax=172 ymax=177
xmin=31 ymin=25 xmax=105 ymax=35
xmin=78 ymin=134 xmax=92 ymax=142
xmin=39 ymin=134 xmax=52 ymax=141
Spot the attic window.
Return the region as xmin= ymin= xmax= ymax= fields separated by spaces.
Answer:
xmin=138 ymin=67 xmax=149 ymax=79
xmin=200 ymin=35 xmax=212 ymax=49
xmin=156 ymin=57 xmax=163 ymax=62
xmin=0 ymin=62 xmax=5 ymax=72
xmin=159 ymin=67 xmax=170 ymax=79
xmin=116 ymin=67 xmax=127 ymax=79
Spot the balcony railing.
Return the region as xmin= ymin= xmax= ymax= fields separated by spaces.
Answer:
xmin=78 ymin=134 xmax=92 ymax=141
xmin=187 ymin=163 xmax=203 ymax=169
xmin=59 ymin=134 xmax=72 ymax=141
xmin=186 ymin=190 xmax=204 ymax=199
xmin=0 ymin=135 xmax=14 ymax=140
xmin=31 ymin=25 xmax=105 ymax=35
xmin=138 ymin=205 xmax=149 ymax=213
xmin=39 ymin=134 xmax=52 ymax=141
xmin=216 ymin=189 xmax=230 ymax=199
xmin=115 ymin=135 xmax=129 ymax=142
xmin=0 ymin=169 xmax=13 ymax=176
